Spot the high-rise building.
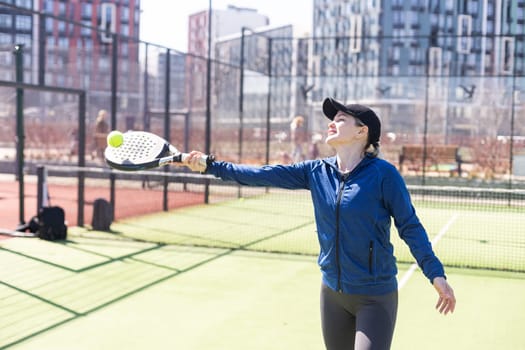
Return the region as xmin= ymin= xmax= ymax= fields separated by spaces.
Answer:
xmin=187 ymin=5 xmax=269 ymax=59
xmin=0 ymin=0 xmax=141 ymax=117
xmin=39 ymin=0 xmax=141 ymax=115
xmin=186 ymin=5 xmax=269 ymax=110
xmin=0 ymin=1 xmax=34 ymax=83
xmin=214 ymin=24 xmax=294 ymax=126
xmin=312 ymin=0 xmax=524 ymax=92
xmin=311 ymin=0 xmax=524 ymax=138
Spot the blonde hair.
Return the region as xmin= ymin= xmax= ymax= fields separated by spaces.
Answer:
xmin=96 ymin=109 xmax=108 ymax=122
xmin=291 ymin=116 xmax=304 ymax=126
xmin=365 ymin=142 xmax=380 ymax=158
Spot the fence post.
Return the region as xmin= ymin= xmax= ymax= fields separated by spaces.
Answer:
xmin=204 ymin=0 xmax=213 ymax=204
xmin=109 ymin=34 xmax=118 ymax=219
xmin=14 ymin=44 xmax=25 ymax=224
xmin=163 ymin=48 xmax=171 ymax=211
xmin=78 ymin=92 xmax=86 ymax=226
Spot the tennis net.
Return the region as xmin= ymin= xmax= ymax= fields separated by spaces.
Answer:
xmin=36 ymin=165 xmax=525 ymax=273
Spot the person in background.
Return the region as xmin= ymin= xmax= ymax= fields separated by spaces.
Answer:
xmin=69 ymin=127 xmax=78 ymax=160
xmin=181 ymin=97 xmax=456 ymax=350
xmin=290 ymin=115 xmax=307 ymax=163
xmin=309 ymin=132 xmax=323 ymax=159
xmin=94 ymin=109 xmax=109 ymax=160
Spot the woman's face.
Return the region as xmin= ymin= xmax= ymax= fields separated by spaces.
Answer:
xmin=325 ymin=112 xmax=367 ymax=147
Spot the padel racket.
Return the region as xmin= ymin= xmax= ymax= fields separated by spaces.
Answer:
xmin=104 ymin=131 xmax=214 ymax=171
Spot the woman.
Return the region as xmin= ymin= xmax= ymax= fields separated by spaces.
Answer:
xmin=290 ymin=115 xmax=306 ymax=162
xmin=94 ymin=109 xmax=110 ymax=159
xmin=183 ymin=97 xmax=455 ymax=350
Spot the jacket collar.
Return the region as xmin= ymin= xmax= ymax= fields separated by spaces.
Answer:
xmin=323 ymin=155 xmax=375 ymax=174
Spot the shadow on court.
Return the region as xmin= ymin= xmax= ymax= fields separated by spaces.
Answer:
xmin=1 ymin=201 xmax=524 ymax=349
xmin=0 ymin=227 xmax=323 ymax=350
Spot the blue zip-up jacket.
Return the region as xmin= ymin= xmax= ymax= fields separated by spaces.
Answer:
xmin=206 ymin=155 xmax=445 ymax=295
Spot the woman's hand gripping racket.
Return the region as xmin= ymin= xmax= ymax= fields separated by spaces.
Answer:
xmin=104 ymin=130 xmax=214 ymax=171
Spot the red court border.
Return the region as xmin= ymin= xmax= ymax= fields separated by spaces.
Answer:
xmin=0 ymin=177 xmax=203 ymax=236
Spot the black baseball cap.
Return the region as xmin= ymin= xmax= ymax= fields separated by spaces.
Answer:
xmin=322 ymin=97 xmax=381 ymax=144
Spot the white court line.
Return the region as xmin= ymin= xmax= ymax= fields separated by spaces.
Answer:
xmin=398 ymin=213 xmax=459 ymax=290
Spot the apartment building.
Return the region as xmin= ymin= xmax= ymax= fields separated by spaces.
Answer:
xmin=311 ymin=0 xmax=524 ymax=138
xmin=0 ymin=0 xmax=141 ymax=118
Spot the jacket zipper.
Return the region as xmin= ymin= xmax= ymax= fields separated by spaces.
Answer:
xmin=335 ymin=173 xmax=348 ymax=292
xmin=368 ymin=241 xmax=374 ymax=274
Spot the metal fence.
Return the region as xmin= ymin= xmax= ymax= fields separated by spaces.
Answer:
xmin=0 ymin=3 xmax=524 ymax=191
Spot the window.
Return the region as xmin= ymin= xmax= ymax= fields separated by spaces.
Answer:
xmin=121 ymin=24 xmax=129 ymax=36
xmin=501 ymin=37 xmax=514 ymax=74
xmin=44 ymin=1 xmax=53 ymax=13
xmin=428 ymin=47 xmax=443 ymax=75
xmin=121 ymin=42 xmax=128 ymax=56
xmin=457 ymin=15 xmax=472 ymax=53
xmin=368 ymin=0 xmax=379 ymax=12
xmin=45 ymin=17 xmax=53 ymax=32
xmin=122 ymin=7 xmax=129 ymax=21
xmin=518 ymin=8 xmax=524 ymax=20
xmin=467 ymin=1 xmax=478 ymax=15
xmin=392 ymin=65 xmax=399 ymax=75
xmin=68 ymin=3 xmax=76 ymax=20
xmin=349 ymin=15 xmax=362 ymax=53
xmin=0 ymin=33 xmax=11 ymax=44
xmin=99 ymin=3 xmax=116 ymax=44
xmin=15 ymin=0 xmax=31 ymax=9
xmin=58 ymin=37 xmax=69 ymax=49
xmin=0 ymin=14 xmax=12 ymax=28
xmin=485 ymin=38 xmax=493 ymax=51
xmin=82 ymin=3 xmax=92 ymax=17
xmin=99 ymin=57 xmax=110 ymax=71
xmin=15 ymin=33 xmax=31 ymax=48
xmin=486 ymin=20 xmax=493 ymax=33
xmin=0 ymin=52 xmax=12 ymax=65
xmin=58 ymin=2 xmax=66 ymax=16
xmin=393 ymin=47 xmax=400 ymax=60
xmin=83 ymin=55 xmax=92 ymax=71
xmin=408 ymin=11 xmax=419 ymax=26
xmin=120 ymin=60 xmax=129 ymax=74
xmin=81 ymin=20 xmax=91 ymax=36
xmin=46 ymin=37 xmax=55 ymax=48
xmin=486 ymin=2 xmax=494 ymax=16
xmin=84 ymin=38 xmax=93 ymax=50
xmin=58 ymin=21 xmax=66 ymax=33
xmin=393 ymin=11 xmax=403 ymax=25
xmin=15 ymin=15 xmax=31 ymax=30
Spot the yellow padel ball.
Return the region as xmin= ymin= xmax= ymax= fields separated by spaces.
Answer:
xmin=107 ymin=130 xmax=124 ymax=148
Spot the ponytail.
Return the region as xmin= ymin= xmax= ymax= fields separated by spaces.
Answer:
xmin=365 ymin=141 xmax=380 ymax=158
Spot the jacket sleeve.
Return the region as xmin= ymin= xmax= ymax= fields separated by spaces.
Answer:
xmin=381 ymin=167 xmax=445 ymax=283
xmin=206 ymin=161 xmax=310 ymax=190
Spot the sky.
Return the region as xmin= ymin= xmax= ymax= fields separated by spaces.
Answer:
xmin=139 ymin=0 xmax=313 ymax=51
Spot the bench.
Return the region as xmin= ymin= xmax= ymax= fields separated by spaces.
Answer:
xmin=399 ymin=144 xmax=462 ymax=175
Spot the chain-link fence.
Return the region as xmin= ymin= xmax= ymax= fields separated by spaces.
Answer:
xmin=0 ymin=3 xmax=523 ymax=189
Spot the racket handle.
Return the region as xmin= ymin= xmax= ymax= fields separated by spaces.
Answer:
xmin=167 ymin=144 xmax=214 ymax=168
xmin=180 ymin=153 xmax=215 ymax=168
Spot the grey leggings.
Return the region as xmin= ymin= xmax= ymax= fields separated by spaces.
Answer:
xmin=320 ymin=284 xmax=398 ymax=350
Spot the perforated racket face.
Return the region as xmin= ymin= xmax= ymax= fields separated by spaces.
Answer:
xmin=104 ymin=131 xmax=171 ymax=166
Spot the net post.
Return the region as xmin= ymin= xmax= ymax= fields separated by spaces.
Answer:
xmin=36 ymin=165 xmax=46 ymax=213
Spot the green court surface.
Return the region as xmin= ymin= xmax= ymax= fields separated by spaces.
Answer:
xmin=1 ymin=191 xmax=524 ymax=349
